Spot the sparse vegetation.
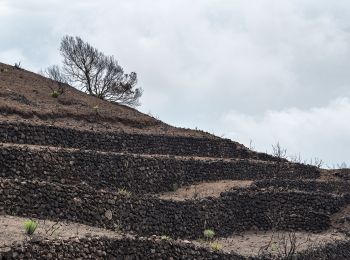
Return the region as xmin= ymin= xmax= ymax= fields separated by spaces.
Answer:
xmin=210 ymin=242 xmax=223 ymax=251
xmin=24 ymin=219 xmax=38 ymax=235
xmin=51 ymin=90 xmax=60 ymax=98
xmin=93 ymin=105 xmax=99 ymax=114
xmin=259 ymin=211 xmax=313 ymax=259
xmin=171 ymin=183 xmax=179 ymax=192
xmin=117 ymin=188 xmax=132 ymax=198
xmin=203 ymin=229 xmax=215 ymax=241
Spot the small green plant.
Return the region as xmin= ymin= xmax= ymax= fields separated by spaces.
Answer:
xmin=211 ymin=242 xmax=223 ymax=251
xmin=51 ymin=90 xmax=60 ymax=98
xmin=93 ymin=105 xmax=99 ymax=114
xmin=24 ymin=220 xmax=38 ymax=235
xmin=271 ymin=242 xmax=278 ymax=252
xmin=161 ymin=235 xmax=171 ymax=241
xmin=117 ymin=188 xmax=132 ymax=198
xmin=171 ymin=183 xmax=178 ymax=192
xmin=203 ymin=229 xmax=215 ymax=240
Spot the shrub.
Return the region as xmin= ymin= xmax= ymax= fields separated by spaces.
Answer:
xmin=93 ymin=105 xmax=99 ymax=114
xmin=211 ymin=242 xmax=223 ymax=251
xmin=51 ymin=90 xmax=60 ymax=98
xmin=203 ymin=229 xmax=215 ymax=240
xmin=24 ymin=220 xmax=38 ymax=235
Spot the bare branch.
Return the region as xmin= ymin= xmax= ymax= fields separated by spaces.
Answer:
xmin=44 ymin=65 xmax=68 ymax=94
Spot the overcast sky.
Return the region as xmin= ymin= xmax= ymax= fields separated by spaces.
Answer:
xmin=1 ymin=0 xmax=350 ymax=167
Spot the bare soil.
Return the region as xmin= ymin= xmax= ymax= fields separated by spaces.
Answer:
xmin=158 ymin=180 xmax=253 ymax=201
xmin=0 ymin=215 xmax=119 ymax=248
xmin=203 ymin=230 xmax=346 ymax=256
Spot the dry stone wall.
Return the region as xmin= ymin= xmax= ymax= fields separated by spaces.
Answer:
xmin=0 ymin=145 xmax=320 ymax=193
xmin=295 ymin=240 xmax=350 ymax=260
xmin=0 ymin=179 xmax=345 ymax=239
xmin=0 ymin=236 xmax=244 ymax=260
xmin=0 ymin=121 xmax=282 ymax=161
xmin=2 ymin=236 xmax=350 ymax=260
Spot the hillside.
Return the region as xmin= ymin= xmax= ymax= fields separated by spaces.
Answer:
xmin=0 ymin=62 xmax=215 ymax=137
xmin=1 ymin=62 xmax=350 ymax=259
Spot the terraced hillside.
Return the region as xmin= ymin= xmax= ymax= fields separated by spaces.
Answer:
xmin=1 ymin=62 xmax=350 ymax=259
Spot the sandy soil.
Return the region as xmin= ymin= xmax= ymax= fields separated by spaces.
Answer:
xmin=158 ymin=180 xmax=253 ymax=201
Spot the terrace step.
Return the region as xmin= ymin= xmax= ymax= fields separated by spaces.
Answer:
xmin=0 ymin=143 xmax=320 ymax=194
xmin=0 ymin=178 xmax=345 ymax=240
xmin=0 ymin=121 xmax=283 ymax=161
xmin=1 ymin=214 xmax=347 ymax=259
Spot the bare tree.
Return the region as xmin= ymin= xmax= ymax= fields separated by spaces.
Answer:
xmin=44 ymin=65 xmax=68 ymax=94
xmin=59 ymin=35 xmax=142 ymax=106
xmin=272 ymin=142 xmax=287 ymax=159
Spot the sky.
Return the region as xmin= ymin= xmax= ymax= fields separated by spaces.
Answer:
xmin=0 ymin=0 xmax=349 ymax=167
